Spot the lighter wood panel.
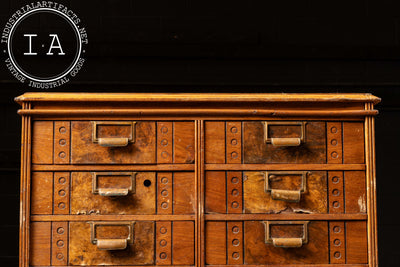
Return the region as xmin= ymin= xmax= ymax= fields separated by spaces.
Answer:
xmin=173 ymin=122 xmax=195 ymax=163
xmin=345 ymin=171 xmax=367 ymax=213
xmin=227 ymin=222 xmax=243 ymax=264
xmin=53 ymin=172 xmax=70 ymax=215
xmin=173 ymin=172 xmax=195 ymax=214
xmin=205 ymin=121 xmax=225 ymax=163
xmin=346 ymin=221 xmax=368 ymax=264
xmin=205 ymin=171 xmax=226 ymax=213
xmin=32 ymin=121 xmax=53 ymax=164
xmin=329 ymin=221 xmax=345 ymax=264
xmin=30 ymin=222 xmax=51 ymax=266
xmin=343 ymin=122 xmax=365 ymax=164
xmin=205 ymin=222 xmax=226 ymax=265
xmin=173 ymin=221 xmax=195 ymax=265
xmin=31 ymin=172 xmax=53 ymax=215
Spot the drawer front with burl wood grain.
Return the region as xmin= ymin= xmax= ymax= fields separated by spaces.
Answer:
xmin=205 ymin=220 xmax=367 ymax=265
xmin=205 ymin=121 xmax=364 ymax=164
xmin=32 ymin=121 xmax=195 ymax=165
xmin=31 ymin=171 xmax=195 ymax=215
xmin=30 ymin=221 xmax=195 ymax=266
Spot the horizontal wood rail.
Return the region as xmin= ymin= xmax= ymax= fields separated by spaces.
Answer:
xmin=32 ymin=164 xmax=195 ymax=171
xmin=205 ymin=213 xmax=367 ymax=221
xmin=18 ymin=109 xmax=378 ymax=117
xmin=31 ymin=214 xmax=195 ymax=222
xmin=205 ymin=164 xmax=365 ymax=171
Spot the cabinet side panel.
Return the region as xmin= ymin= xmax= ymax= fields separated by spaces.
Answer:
xmin=32 ymin=121 xmax=53 ymax=164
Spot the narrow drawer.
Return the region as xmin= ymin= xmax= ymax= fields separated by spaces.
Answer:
xmin=30 ymin=221 xmax=195 ymax=266
xmin=205 ymin=171 xmax=366 ymax=214
xmin=31 ymin=171 xmax=195 ymax=215
xmin=205 ymin=220 xmax=368 ymax=265
xmin=205 ymin=121 xmax=365 ymax=164
xmin=31 ymin=120 xmax=195 ymax=164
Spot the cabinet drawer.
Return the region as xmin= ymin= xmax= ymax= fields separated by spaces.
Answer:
xmin=205 ymin=121 xmax=365 ymax=164
xmin=30 ymin=221 xmax=195 ymax=266
xmin=205 ymin=220 xmax=367 ymax=265
xmin=32 ymin=120 xmax=195 ymax=164
xmin=205 ymin=171 xmax=366 ymax=214
xmin=31 ymin=171 xmax=195 ymax=215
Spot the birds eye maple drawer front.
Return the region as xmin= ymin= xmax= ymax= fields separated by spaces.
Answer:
xmin=16 ymin=93 xmax=379 ymax=267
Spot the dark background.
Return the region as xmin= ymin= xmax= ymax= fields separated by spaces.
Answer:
xmin=1 ymin=0 xmax=400 ymax=266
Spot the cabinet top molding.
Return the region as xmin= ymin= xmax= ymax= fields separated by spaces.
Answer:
xmin=15 ymin=93 xmax=381 ymax=105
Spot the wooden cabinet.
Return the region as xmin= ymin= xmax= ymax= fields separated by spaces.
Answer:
xmin=16 ymin=93 xmax=379 ymax=267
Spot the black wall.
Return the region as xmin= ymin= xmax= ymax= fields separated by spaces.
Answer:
xmin=1 ymin=1 xmax=400 ymax=266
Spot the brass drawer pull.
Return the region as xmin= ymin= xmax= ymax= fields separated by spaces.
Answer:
xmin=264 ymin=171 xmax=308 ymax=202
xmin=92 ymin=172 xmax=137 ymax=197
xmin=89 ymin=221 xmax=135 ymax=250
xmin=92 ymin=121 xmax=136 ymax=147
xmin=263 ymin=121 xmax=306 ymax=146
xmin=263 ymin=221 xmax=309 ymax=248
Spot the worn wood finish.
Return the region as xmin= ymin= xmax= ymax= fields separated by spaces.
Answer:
xmin=71 ymin=172 xmax=156 ymax=215
xmin=328 ymin=171 xmax=344 ymax=214
xmin=69 ymin=221 xmax=154 ymax=265
xmin=51 ymin=221 xmax=69 ymax=266
xmin=243 ymin=121 xmax=327 ymax=164
xmin=173 ymin=172 xmax=196 ymax=214
xmin=205 ymin=171 xmax=226 ymax=213
xmin=54 ymin=172 xmax=70 ymax=215
xmin=205 ymin=222 xmax=226 ymax=264
xmin=17 ymin=93 xmax=379 ymax=267
xmin=71 ymin=121 xmax=156 ymax=164
xmin=327 ymin=122 xmax=343 ymax=164
xmin=157 ymin=122 xmax=173 ymax=164
xmin=31 ymin=172 xmax=53 ymax=215
xmin=205 ymin=121 xmax=225 ymax=163
xmin=156 ymin=221 xmax=172 ymax=265
xmin=173 ymin=121 xmax=195 ymax=163
xmin=54 ymin=121 xmax=71 ymax=164
xmin=244 ymin=171 xmax=327 ymax=214
xmin=157 ymin=172 xmax=172 ymax=215
xmin=226 ymin=122 xmax=242 ymax=164
xmin=32 ymin=121 xmax=53 ymax=164
xmin=244 ymin=221 xmax=329 ymax=264
xmin=345 ymin=171 xmax=367 ymax=213
xmin=30 ymin=222 xmax=51 ymax=266
xmin=172 ymin=221 xmax=195 ymax=265
xmin=329 ymin=221 xmax=346 ymax=264
xmin=343 ymin=122 xmax=365 ymax=164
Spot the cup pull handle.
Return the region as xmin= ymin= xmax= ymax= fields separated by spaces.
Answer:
xmin=264 ymin=171 xmax=308 ymax=203
xmin=92 ymin=121 xmax=136 ymax=147
xmin=89 ymin=221 xmax=135 ymax=251
xmin=96 ymin=239 xmax=127 ymax=250
xmin=272 ymin=238 xmax=303 ymax=248
xmin=92 ymin=172 xmax=136 ymax=197
xmin=263 ymin=221 xmax=309 ymax=248
xmin=264 ymin=121 xmax=306 ymax=146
